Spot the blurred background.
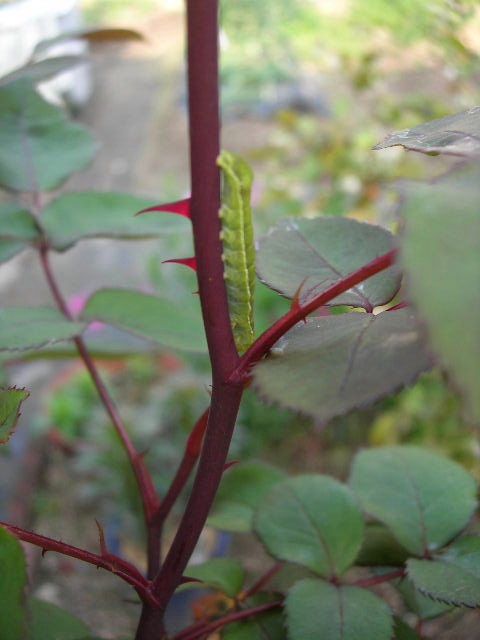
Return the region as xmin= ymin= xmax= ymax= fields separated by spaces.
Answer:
xmin=1 ymin=0 xmax=480 ymax=636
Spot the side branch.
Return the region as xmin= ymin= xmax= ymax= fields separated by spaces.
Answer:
xmin=1 ymin=522 xmax=158 ymax=606
xmin=173 ymin=600 xmax=283 ymax=640
xmin=38 ymin=246 xmax=159 ymax=523
xmin=151 ymin=408 xmax=209 ymax=529
xmin=230 ymin=248 xmax=398 ymax=382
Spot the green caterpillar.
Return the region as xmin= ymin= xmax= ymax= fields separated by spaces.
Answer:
xmin=217 ymin=150 xmax=255 ymax=354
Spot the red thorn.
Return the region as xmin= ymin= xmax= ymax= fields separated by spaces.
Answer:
xmin=223 ymin=460 xmax=239 ymax=473
xmin=291 ymin=277 xmax=308 ymax=322
xmin=136 ymin=197 xmax=191 ymax=219
xmin=163 ymin=257 xmax=197 ymax=271
xmin=94 ymin=519 xmax=108 ymax=557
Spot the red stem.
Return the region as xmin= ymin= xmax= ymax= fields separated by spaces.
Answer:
xmin=1 ymin=522 xmax=158 ymax=606
xmin=173 ymin=601 xmax=282 ymax=640
xmin=149 ymin=0 xmax=244 ymax=616
xmin=241 ymin=563 xmax=283 ymax=600
xmin=230 ymin=248 xmax=399 ymax=382
xmin=38 ymin=246 xmax=160 ymax=525
xmin=151 ymin=408 xmax=209 ymax=529
xmin=354 ymin=568 xmax=405 ymax=588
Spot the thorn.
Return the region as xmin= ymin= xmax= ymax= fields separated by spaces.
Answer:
xmin=291 ymin=277 xmax=308 ymax=322
xmin=41 ymin=548 xmax=48 ymax=558
xmin=136 ymin=197 xmax=191 ymax=219
xmin=94 ymin=519 xmax=108 ymax=557
xmin=162 ymin=256 xmax=197 ymax=271
xmin=223 ymin=460 xmax=239 ymax=473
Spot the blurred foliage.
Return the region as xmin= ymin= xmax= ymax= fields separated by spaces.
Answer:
xmin=27 ymin=0 xmax=480 ymax=550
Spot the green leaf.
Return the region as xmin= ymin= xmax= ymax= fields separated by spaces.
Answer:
xmin=184 ymin=558 xmax=245 ymax=597
xmin=82 ymin=288 xmax=206 ymax=353
xmin=356 ymin=523 xmax=410 ymax=567
xmin=400 ymin=163 xmax=480 ymax=422
xmin=0 ymin=57 xmax=86 ymax=88
xmin=42 ymin=192 xmax=189 ymax=251
xmin=350 ymin=446 xmax=477 ymax=556
xmin=255 ymin=475 xmax=364 ymax=578
xmin=393 ymin=617 xmax=421 ymax=640
xmin=0 ymin=307 xmax=85 ymax=351
xmin=222 ymin=609 xmax=286 ymax=639
xmin=256 ymin=218 xmax=400 ymax=311
xmin=208 ymin=461 xmax=285 ymax=532
xmin=0 ymin=81 xmax=96 ymax=192
xmin=253 ymin=309 xmax=432 ymax=421
xmin=0 ymin=527 xmax=27 ymax=640
xmin=0 ymin=387 xmax=29 ymax=443
xmin=27 ymin=599 xmax=90 ymax=640
xmin=0 ymin=204 xmax=40 ymax=264
xmin=374 ymin=107 xmax=480 ymax=157
xmin=407 ymin=537 xmax=480 ymax=608
xmin=397 ymin=578 xmax=451 ymax=620
xmin=286 ymin=579 xmax=393 ymax=640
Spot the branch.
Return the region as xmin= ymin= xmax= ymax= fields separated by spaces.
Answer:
xmin=151 ymin=408 xmax=209 ymax=529
xmin=186 ymin=3 xmax=239 ymax=377
xmin=38 ymin=246 xmax=159 ymax=524
xmin=240 ymin=563 xmax=283 ymax=600
xmin=1 ymin=522 xmax=158 ymax=606
xmin=229 ymin=248 xmax=398 ymax=382
xmin=354 ymin=568 xmax=405 ymax=588
xmin=150 ymin=0 xmax=244 ymax=611
xmin=173 ymin=600 xmax=283 ymax=640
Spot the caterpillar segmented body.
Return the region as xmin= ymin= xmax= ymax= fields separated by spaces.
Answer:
xmin=217 ymin=150 xmax=255 ymax=354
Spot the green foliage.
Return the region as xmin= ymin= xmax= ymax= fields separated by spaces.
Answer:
xmin=0 ymin=204 xmax=39 ymax=264
xmin=0 ymin=387 xmax=29 ymax=443
xmin=255 ymin=476 xmax=363 ymax=578
xmin=27 ymin=599 xmax=90 ymax=640
xmin=184 ymin=558 xmax=245 ymax=597
xmin=375 ymin=105 xmax=480 ymax=157
xmin=83 ymin=288 xmax=206 ymax=353
xmin=0 ymin=308 xmax=85 ymax=352
xmin=396 ymin=577 xmax=452 ymax=620
xmin=42 ymin=192 xmax=188 ymax=251
xmin=0 ymin=57 xmax=86 ymax=88
xmin=400 ymin=163 xmax=480 ymax=422
xmin=286 ymin=579 xmax=393 ymax=640
xmin=350 ymin=446 xmax=477 ymax=555
xmin=253 ymin=309 xmax=432 ymax=420
xmin=255 ymin=475 xmax=364 ymax=577
xmin=257 ymin=217 xmax=401 ymax=310
xmin=407 ymin=537 xmax=480 ymax=608
xmin=368 ymin=372 xmax=479 ymax=477
xmin=208 ymin=461 xmax=285 ymax=532
xmin=0 ymin=527 xmax=27 ymax=640
xmin=0 ymin=81 xmax=96 ymax=192
xmin=222 ymin=608 xmax=286 ymax=639
xmin=393 ymin=617 xmax=421 ymax=640
xmin=356 ymin=524 xmax=410 ymax=567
